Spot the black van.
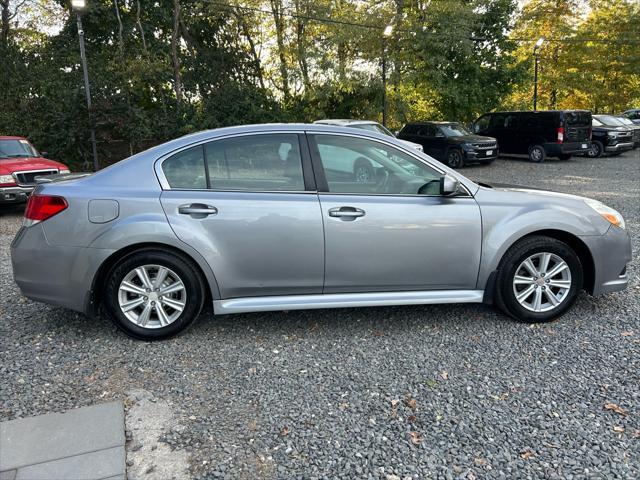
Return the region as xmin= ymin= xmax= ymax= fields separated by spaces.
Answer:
xmin=471 ymin=110 xmax=592 ymax=162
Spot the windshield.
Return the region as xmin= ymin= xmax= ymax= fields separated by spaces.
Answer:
xmin=0 ymin=139 xmax=39 ymax=159
xmin=617 ymin=117 xmax=633 ymax=125
xmin=565 ymin=111 xmax=591 ymax=126
xmin=592 ymin=118 xmax=604 ymax=126
xmin=351 ymin=123 xmax=395 ymax=137
xmin=440 ymin=123 xmax=472 ymax=137
xmin=595 ymin=115 xmax=626 ymax=127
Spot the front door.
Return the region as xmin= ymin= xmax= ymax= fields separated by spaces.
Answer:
xmin=308 ymin=133 xmax=482 ymax=293
xmin=159 ymin=132 xmax=324 ymax=299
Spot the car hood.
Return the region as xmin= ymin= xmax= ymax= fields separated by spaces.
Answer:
xmin=479 ymin=181 xmax=584 ymax=199
xmin=593 ymin=125 xmax=631 ymax=132
xmin=448 ymin=135 xmax=495 ymax=143
xmin=0 ymin=157 xmax=68 ymax=174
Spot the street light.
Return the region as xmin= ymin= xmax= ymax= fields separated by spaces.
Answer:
xmin=72 ymin=0 xmax=99 ymax=171
xmin=381 ymin=24 xmax=393 ymax=126
xmin=533 ymin=37 xmax=544 ymax=111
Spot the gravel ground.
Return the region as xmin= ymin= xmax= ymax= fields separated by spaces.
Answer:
xmin=1 ymin=150 xmax=639 ymax=479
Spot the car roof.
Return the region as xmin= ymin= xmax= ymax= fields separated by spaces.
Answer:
xmin=314 ymin=119 xmax=379 ymax=126
xmin=405 ymin=121 xmax=459 ymax=126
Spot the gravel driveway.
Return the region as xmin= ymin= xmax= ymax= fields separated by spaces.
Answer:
xmin=1 ymin=150 xmax=639 ymax=479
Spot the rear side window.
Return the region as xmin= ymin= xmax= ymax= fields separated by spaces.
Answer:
xmin=162 ymin=146 xmax=207 ymax=189
xmin=402 ymin=125 xmax=419 ymax=135
xmin=205 ymin=134 xmax=304 ymax=191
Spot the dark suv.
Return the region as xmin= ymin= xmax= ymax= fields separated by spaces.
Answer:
xmin=471 ymin=110 xmax=592 ymax=162
xmin=587 ymin=116 xmax=635 ymax=158
xmin=622 ymin=109 xmax=640 ymax=125
xmin=397 ymin=122 xmax=497 ymax=168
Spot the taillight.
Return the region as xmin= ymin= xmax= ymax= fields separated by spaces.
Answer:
xmin=557 ymin=126 xmax=564 ymax=144
xmin=24 ymin=194 xmax=68 ymax=225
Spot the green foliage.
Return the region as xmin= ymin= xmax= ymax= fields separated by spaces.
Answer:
xmin=0 ymin=0 xmax=637 ymax=168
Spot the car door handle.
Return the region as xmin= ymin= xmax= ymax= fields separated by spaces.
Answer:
xmin=328 ymin=207 xmax=365 ymax=218
xmin=178 ymin=204 xmax=218 ymax=216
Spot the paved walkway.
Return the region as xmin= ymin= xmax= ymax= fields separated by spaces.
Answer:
xmin=0 ymin=401 xmax=125 ymax=480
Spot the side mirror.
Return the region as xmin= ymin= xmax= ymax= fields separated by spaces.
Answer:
xmin=394 ymin=130 xmax=400 ymax=137
xmin=41 ymin=151 xmax=48 ymax=157
xmin=440 ymin=174 xmax=460 ymax=196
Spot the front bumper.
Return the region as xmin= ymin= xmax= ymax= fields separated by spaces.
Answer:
xmin=580 ymin=225 xmax=632 ymax=296
xmin=11 ymin=223 xmax=114 ymax=314
xmin=464 ymin=148 xmax=498 ymax=162
xmin=0 ymin=185 xmax=33 ymax=204
xmin=605 ymin=141 xmax=634 ymax=153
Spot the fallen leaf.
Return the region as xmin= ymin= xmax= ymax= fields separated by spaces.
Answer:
xmin=309 ymin=323 xmax=319 ymax=332
xmin=280 ymin=426 xmax=289 ymax=437
xmin=633 ymin=430 xmax=640 ymax=438
xmin=407 ymin=415 xmax=417 ymax=423
xmin=404 ymin=396 xmax=417 ymax=410
xmin=621 ymin=331 xmax=634 ymax=336
xmin=474 ymin=457 xmax=487 ymax=466
xmin=613 ymin=426 xmax=625 ymax=433
xmin=425 ymin=379 xmax=437 ymax=389
xmin=372 ymin=330 xmax=384 ymax=337
xmin=391 ymin=399 xmax=400 ymax=408
xmin=409 ymin=431 xmax=423 ymax=445
xmin=440 ymin=371 xmax=449 ymax=380
xmin=604 ymin=403 xmax=628 ymax=416
xmin=520 ymin=450 xmax=535 ymax=460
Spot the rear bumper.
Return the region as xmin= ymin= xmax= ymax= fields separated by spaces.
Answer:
xmin=0 ymin=186 xmax=33 ymax=204
xmin=544 ymin=142 xmax=591 ymax=156
xmin=11 ymin=223 xmax=114 ymax=314
xmin=605 ymin=142 xmax=634 ymax=153
xmin=580 ymin=226 xmax=632 ymax=296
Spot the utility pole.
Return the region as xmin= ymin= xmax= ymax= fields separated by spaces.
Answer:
xmin=381 ymin=24 xmax=393 ymax=127
xmin=72 ymin=0 xmax=99 ymax=171
xmin=533 ymin=37 xmax=544 ymax=111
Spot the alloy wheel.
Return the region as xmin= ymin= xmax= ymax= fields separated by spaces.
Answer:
xmin=117 ymin=264 xmax=187 ymax=329
xmin=512 ymin=252 xmax=572 ymax=313
xmin=530 ymin=147 xmax=544 ymax=162
xmin=448 ymin=150 xmax=462 ymax=168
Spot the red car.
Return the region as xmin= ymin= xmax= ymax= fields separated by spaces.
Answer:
xmin=0 ymin=136 xmax=70 ymax=204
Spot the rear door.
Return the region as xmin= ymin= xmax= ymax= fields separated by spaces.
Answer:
xmin=159 ymin=132 xmax=324 ymax=299
xmin=308 ymin=133 xmax=482 ymax=293
xmin=563 ymin=111 xmax=592 ymax=143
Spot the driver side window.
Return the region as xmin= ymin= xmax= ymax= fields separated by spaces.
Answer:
xmin=311 ymin=135 xmax=442 ymax=195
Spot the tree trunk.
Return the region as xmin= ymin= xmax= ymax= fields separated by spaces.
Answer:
xmin=171 ymin=0 xmax=183 ymax=104
xmin=294 ymin=0 xmax=310 ymax=91
xmin=113 ymin=0 xmax=124 ymax=54
xmin=1 ymin=0 xmax=9 ymax=47
xmin=136 ymin=0 xmax=147 ymax=53
xmin=270 ymin=0 xmax=290 ymax=100
xmin=237 ymin=13 xmax=266 ymax=91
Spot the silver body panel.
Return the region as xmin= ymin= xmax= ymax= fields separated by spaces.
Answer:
xmin=10 ymin=123 xmax=631 ymax=317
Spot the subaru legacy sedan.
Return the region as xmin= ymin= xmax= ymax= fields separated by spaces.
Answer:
xmin=11 ymin=124 xmax=631 ymax=340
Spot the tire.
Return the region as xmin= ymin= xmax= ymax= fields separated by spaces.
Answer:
xmin=104 ymin=249 xmax=205 ymax=340
xmin=528 ymin=145 xmax=546 ymax=163
xmin=586 ymin=141 xmax=603 ymax=158
xmin=494 ymin=236 xmax=583 ymax=323
xmin=558 ymin=154 xmax=572 ymax=160
xmin=446 ymin=149 xmax=465 ymax=168
xmin=353 ymin=158 xmax=374 ymax=183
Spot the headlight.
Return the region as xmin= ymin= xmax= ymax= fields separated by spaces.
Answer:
xmin=59 ymin=169 xmax=70 ymax=174
xmin=0 ymin=174 xmax=15 ymax=184
xmin=462 ymin=143 xmax=475 ymax=150
xmin=607 ymin=132 xmax=618 ymax=138
xmin=584 ymin=198 xmax=625 ymax=229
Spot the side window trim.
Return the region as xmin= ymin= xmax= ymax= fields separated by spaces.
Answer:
xmin=305 ymin=132 xmax=471 ymax=197
xmin=156 ymin=130 xmax=317 ymax=193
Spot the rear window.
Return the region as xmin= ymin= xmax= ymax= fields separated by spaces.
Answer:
xmin=565 ymin=111 xmax=591 ymax=126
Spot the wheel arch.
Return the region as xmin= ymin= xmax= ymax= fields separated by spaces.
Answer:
xmin=88 ymin=242 xmax=219 ymax=316
xmin=490 ymin=229 xmax=595 ymax=295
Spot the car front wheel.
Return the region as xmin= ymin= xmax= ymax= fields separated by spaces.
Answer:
xmin=446 ymin=149 xmax=465 ymax=168
xmin=586 ymin=141 xmax=603 ymax=158
xmin=104 ymin=249 xmax=205 ymax=340
xmin=495 ymin=236 xmax=583 ymax=323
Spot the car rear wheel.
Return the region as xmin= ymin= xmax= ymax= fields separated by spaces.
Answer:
xmin=528 ymin=145 xmax=546 ymax=163
xmin=104 ymin=249 xmax=205 ymax=340
xmin=446 ymin=149 xmax=465 ymax=168
xmin=586 ymin=141 xmax=603 ymax=158
xmin=495 ymin=236 xmax=583 ymax=323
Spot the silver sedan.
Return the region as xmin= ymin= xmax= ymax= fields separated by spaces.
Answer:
xmin=11 ymin=124 xmax=632 ymax=340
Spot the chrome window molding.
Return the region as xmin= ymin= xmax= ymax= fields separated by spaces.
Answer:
xmin=154 ymin=130 xmax=307 ymax=191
